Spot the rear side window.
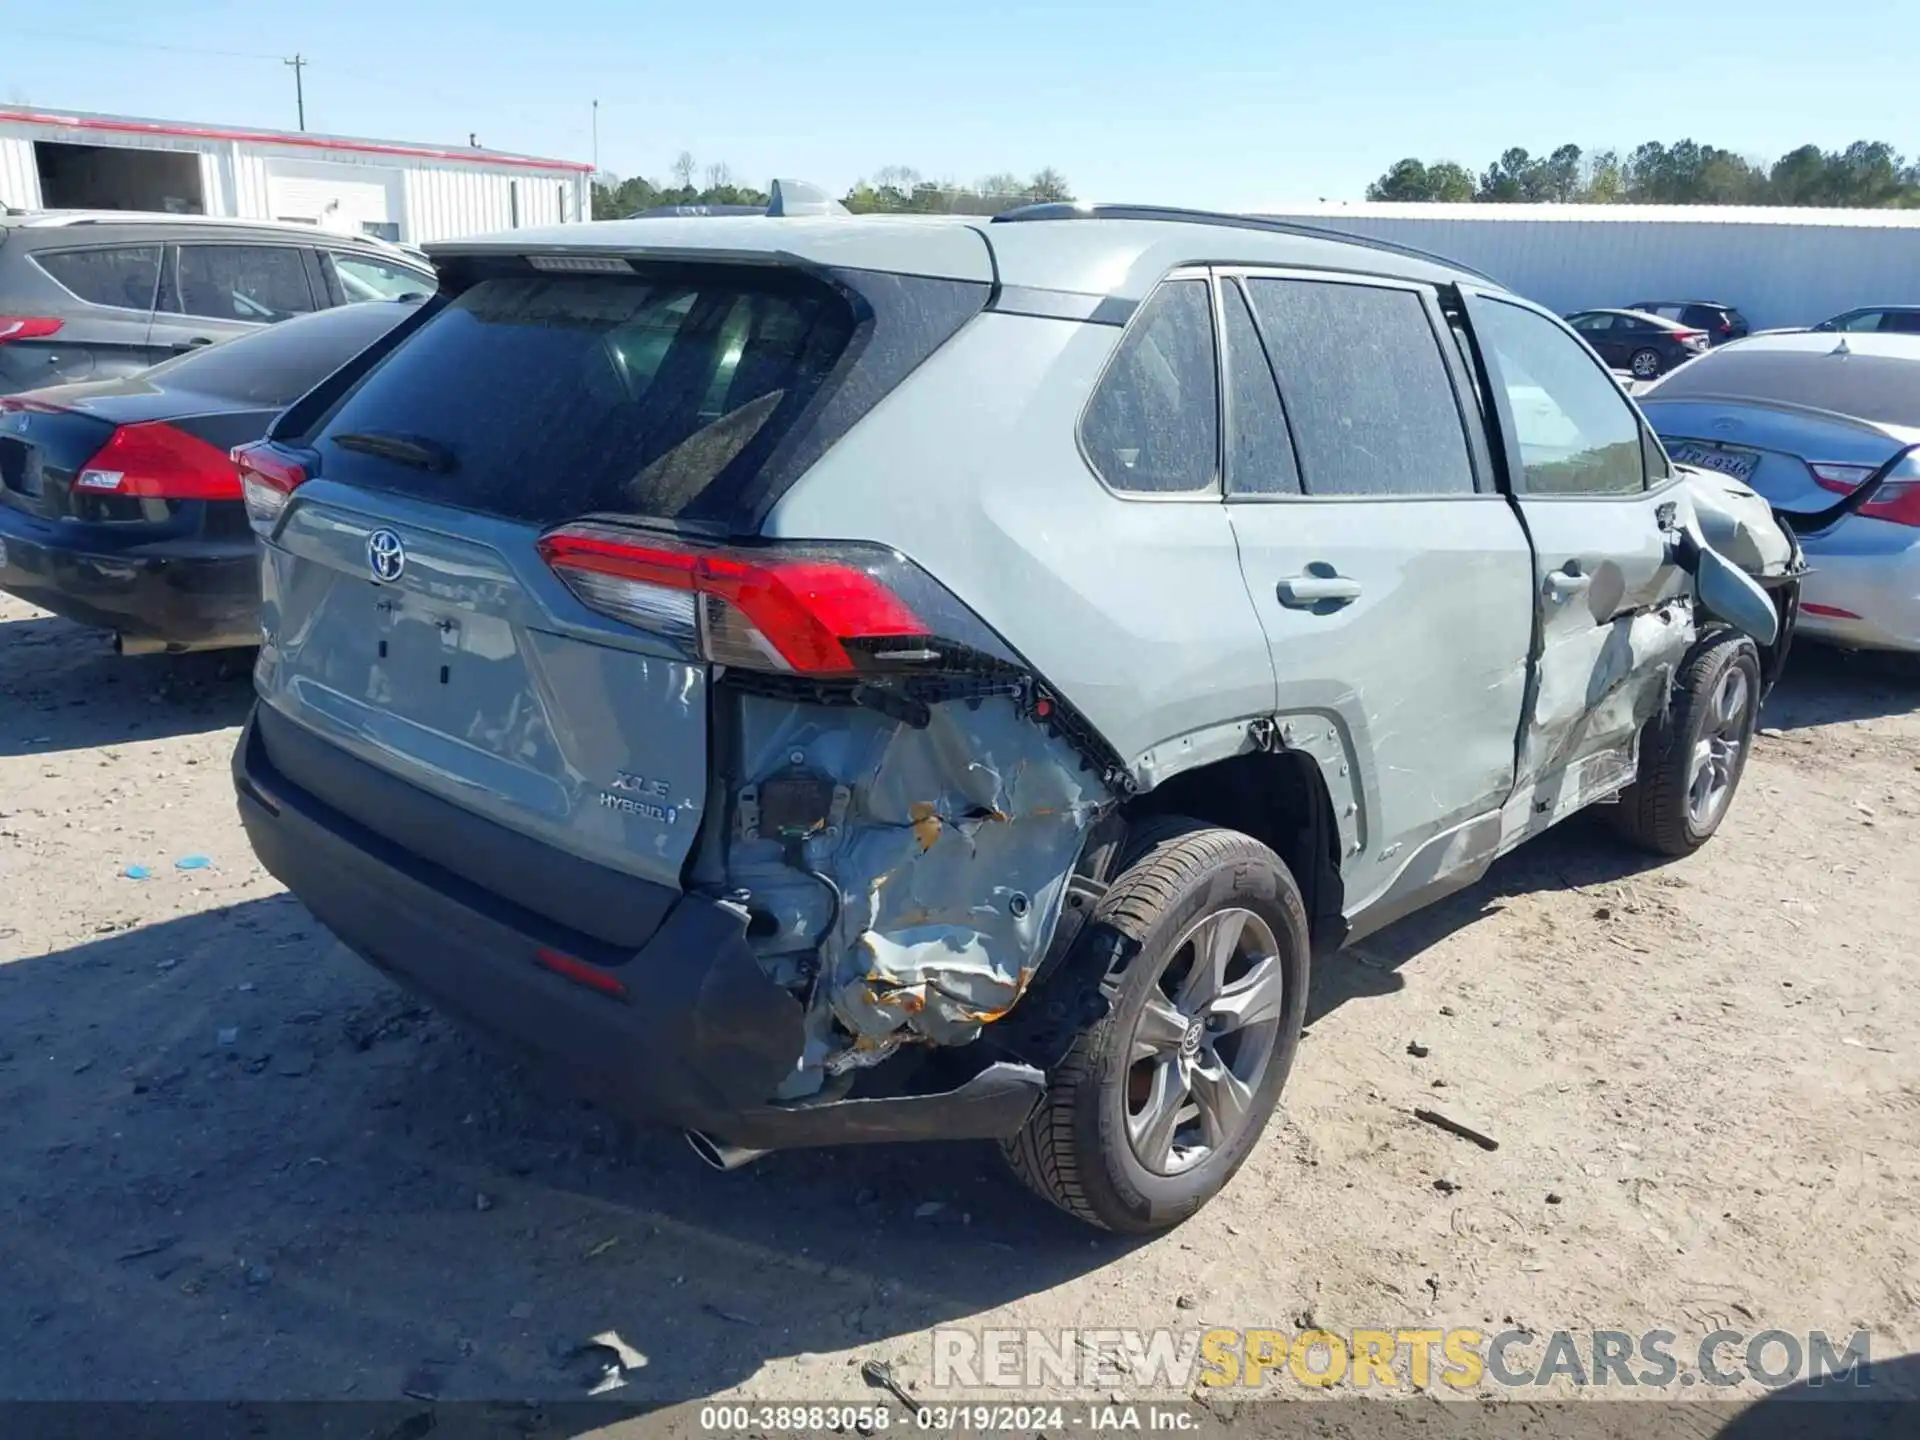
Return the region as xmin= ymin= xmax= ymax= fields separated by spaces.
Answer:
xmin=1470 ymin=299 xmax=1647 ymax=496
xmin=1222 ymin=281 xmax=1300 ymax=497
xmin=1080 ymin=279 xmax=1219 ymax=495
xmin=174 ymin=244 xmax=316 ymax=322
xmin=32 ymin=246 xmax=161 ymax=311
xmin=311 ymin=269 xmax=857 ymax=524
xmin=144 ymin=302 xmax=416 ymax=406
xmin=1245 ymin=277 xmax=1475 ymax=498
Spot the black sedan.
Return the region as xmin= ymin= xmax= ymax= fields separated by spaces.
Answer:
xmin=1564 ymin=308 xmax=1711 ymax=380
xmin=0 ymin=300 xmax=417 ymax=654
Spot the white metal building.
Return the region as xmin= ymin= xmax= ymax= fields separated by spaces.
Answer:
xmin=0 ymin=106 xmax=592 ymax=246
xmin=1253 ymin=202 xmax=1920 ymax=330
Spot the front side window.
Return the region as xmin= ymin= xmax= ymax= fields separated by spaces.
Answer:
xmin=1079 ymin=279 xmax=1219 ymax=495
xmin=1246 ymin=277 xmax=1475 ymax=498
xmin=1570 ymin=313 xmax=1613 ymax=333
xmin=32 ymin=246 xmax=161 ymax=311
xmin=174 ymin=244 xmax=315 ymax=322
xmin=1470 ymin=299 xmax=1647 ymax=496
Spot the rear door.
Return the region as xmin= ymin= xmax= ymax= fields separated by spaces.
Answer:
xmin=1570 ymin=313 xmax=1624 ymax=367
xmin=152 ymin=241 xmax=318 ymax=353
xmin=252 ymin=258 xmax=963 ymax=934
xmin=1461 ymin=289 xmax=1693 ymax=808
xmin=1222 ymin=269 xmax=1534 ymax=918
xmin=4 ymin=243 xmax=164 ymax=389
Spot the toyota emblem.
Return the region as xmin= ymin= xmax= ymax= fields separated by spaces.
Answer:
xmin=366 ymin=528 xmax=406 ymax=584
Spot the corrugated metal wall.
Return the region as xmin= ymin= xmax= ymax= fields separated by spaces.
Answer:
xmin=1 ymin=135 xmax=43 ymax=208
xmin=1 ymin=119 xmax=584 ymax=245
xmin=1256 ymin=208 xmax=1920 ymax=330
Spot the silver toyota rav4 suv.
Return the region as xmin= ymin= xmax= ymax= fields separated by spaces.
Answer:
xmin=230 ymin=203 xmax=1800 ymax=1232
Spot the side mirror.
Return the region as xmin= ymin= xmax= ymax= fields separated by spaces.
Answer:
xmin=1693 ymin=544 xmax=1779 ymax=647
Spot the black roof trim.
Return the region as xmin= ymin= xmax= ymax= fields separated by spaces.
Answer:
xmin=991 ymin=202 xmax=1498 ymax=285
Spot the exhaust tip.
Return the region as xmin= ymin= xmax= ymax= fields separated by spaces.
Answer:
xmin=685 ymin=1130 xmax=768 ymax=1172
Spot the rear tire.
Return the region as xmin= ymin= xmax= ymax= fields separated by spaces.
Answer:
xmin=1001 ymin=819 xmax=1309 ymax=1233
xmin=1608 ymin=632 xmax=1761 ymax=856
xmin=1630 ymin=347 xmax=1665 ymax=379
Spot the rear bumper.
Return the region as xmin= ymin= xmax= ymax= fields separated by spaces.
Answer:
xmin=231 ymin=708 xmax=1044 ymax=1150
xmin=0 ymin=504 xmax=258 ymax=648
xmin=1797 ymin=546 xmax=1920 ymax=654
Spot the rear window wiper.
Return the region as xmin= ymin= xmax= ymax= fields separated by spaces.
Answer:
xmin=331 ymin=431 xmax=458 ymax=473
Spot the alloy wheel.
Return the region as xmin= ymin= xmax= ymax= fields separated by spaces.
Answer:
xmin=1687 ymin=664 xmax=1751 ymax=828
xmin=1120 ymin=907 xmax=1288 ymax=1176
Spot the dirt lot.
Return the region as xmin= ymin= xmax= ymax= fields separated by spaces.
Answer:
xmin=2 ymin=589 xmax=1917 ymax=1422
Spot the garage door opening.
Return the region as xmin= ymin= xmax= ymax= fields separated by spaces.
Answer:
xmin=35 ymin=142 xmax=205 ymax=214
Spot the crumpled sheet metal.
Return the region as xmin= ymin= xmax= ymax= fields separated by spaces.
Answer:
xmin=1524 ymin=598 xmax=1694 ymax=781
xmin=732 ymin=693 xmax=1108 ymax=1052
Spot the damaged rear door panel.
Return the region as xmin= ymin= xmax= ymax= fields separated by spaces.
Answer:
xmin=1462 ymin=290 xmax=1698 ymax=825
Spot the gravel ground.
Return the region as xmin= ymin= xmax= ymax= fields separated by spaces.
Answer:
xmin=2 ymin=590 xmax=1916 ymax=1425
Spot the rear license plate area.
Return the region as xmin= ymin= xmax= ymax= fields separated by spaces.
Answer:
xmin=1670 ymin=442 xmax=1759 ymax=483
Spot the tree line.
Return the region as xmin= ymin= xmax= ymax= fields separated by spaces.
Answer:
xmin=1368 ymin=140 xmax=1920 ymax=207
xmin=592 ymin=155 xmax=1074 ymax=219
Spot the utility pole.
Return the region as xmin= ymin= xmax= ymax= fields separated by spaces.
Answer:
xmin=591 ymin=99 xmax=599 ymax=176
xmin=284 ymin=54 xmax=307 ymax=131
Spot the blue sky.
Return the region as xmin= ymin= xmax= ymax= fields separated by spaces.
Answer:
xmin=7 ymin=0 xmax=1915 ymax=207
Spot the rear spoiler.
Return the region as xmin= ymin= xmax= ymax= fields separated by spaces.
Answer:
xmin=1773 ymin=439 xmax=1920 ymax=536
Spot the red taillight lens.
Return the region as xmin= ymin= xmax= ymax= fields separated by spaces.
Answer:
xmin=1812 ymin=462 xmax=1920 ymax=529
xmin=535 ymin=947 xmax=627 ymax=997
xmin=233 ymin=441 xmax=309 ymax=525
xmin=538 ymin=524 xmax=984 ymax=678
xmin=0 ymin=317 xmax=62 ymax=343
xmin=73 ymin=422 xmax=241 ymax=501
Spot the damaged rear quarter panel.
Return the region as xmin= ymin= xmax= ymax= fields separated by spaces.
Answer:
xmin=720 ymin=687 xmax=1110 ymax=1091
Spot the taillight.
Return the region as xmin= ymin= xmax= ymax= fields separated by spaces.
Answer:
xmin=537 ymin=523 xmax=1013 ymax=678
xmin=0 ymin=317 xmax=62 ymax=343
xmin=1811 ymin=461 xmax=1920 ymax=529
xmin=73 ymin=422 xmax=241 ymax=501
xmin=1674 ymin=330 xmax=1708 ymax=346
xmin=233 ymin=441 xmax=310 ymax=525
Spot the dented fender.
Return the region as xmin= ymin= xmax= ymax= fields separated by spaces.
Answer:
xmin=717 ymin=686 xmax=1111 ymax=1096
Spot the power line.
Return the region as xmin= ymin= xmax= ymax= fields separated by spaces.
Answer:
xmin=8 ymin=24 xmax=281 ymax=63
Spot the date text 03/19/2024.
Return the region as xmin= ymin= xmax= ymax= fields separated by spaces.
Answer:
xmin=696 ymin=1403 xmax=1199 ymax=1432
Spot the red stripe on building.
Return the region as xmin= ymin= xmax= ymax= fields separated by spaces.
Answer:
xmin=0 ymin=108 xmax=593 ymax=174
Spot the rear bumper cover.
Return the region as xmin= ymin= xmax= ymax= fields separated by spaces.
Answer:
xmin=0 ymin=505 xmax=257 ymax=647
xmin=231 ymin=708 xmax=1044 ymax=1149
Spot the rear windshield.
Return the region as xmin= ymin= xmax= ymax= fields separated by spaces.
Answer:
xmin=1649 ymin=346 xmax=1920 ymax=429
xmin=310 ymin=269 xmax=858 ymax=525
xmin=144 ymin=301 xmax=418 ymax=407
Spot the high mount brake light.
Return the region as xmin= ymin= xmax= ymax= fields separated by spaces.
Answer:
xmin=73 ymin=422 xmax=241 ymax=501
xmin=538 ymin=524 xmax=974 ymax=678
xmin=233 ymin=441 xmax=310 ymax=524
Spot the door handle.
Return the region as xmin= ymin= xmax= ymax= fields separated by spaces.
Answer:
xmin=1544 ymin=565 xmax=1591 ymax=601
xmin=1276 ymin=572 xmax=1362 ymax=609
xmin=169 ymin=337 xmax=214 ymax=352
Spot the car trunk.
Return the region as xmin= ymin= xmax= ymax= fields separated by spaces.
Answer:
xmin=1644 ymin=398 xmax=1916 ymax=513
xmin=0 ymin=398 xmax=118 ymax=520
xmin=252 ymin=255 xmax=991 ymax=953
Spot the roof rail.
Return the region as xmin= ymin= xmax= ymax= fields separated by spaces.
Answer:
xmin=991 ymin=202 xmax=1497 ymax=285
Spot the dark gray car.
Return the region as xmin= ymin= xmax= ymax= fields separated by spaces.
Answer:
xmin=0 ymin=212 xmax=434 ymax=396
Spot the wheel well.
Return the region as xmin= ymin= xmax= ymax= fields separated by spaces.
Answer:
xmin=1124 ymin=750 xmax=1346 ymax=953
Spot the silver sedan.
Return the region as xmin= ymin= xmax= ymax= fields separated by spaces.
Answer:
xmin=1640 ymin=331 xmax=1920 ymax=654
